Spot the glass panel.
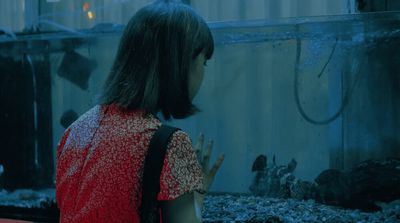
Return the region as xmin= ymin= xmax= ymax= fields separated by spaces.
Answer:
xmin=0 ymin=10 xmax=399 ymax=221
xmin=1 ymin=0 xmax=356 ymax=32
xmin=38 ymin=0 xmax=155 ymax=31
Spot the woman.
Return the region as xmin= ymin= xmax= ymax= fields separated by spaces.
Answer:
xmin=56 ymin=1 xmax=224 ymax=223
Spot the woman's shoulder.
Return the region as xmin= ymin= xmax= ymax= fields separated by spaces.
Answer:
xmin=165 ymin=129 xmax=200 ymax=173
xmin=69 ymin=105 xmax=103 ymax=129
xmin=159 ymin=129 xmax=203 ymax=200
xmin=167 ymin=129 xmax=194 ymax=153
xmin=60 ymin=106 xmax=103 ymax=147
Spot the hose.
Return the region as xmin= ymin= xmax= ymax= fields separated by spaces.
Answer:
xmin=294 ymin=38 xmax=363 ymax=125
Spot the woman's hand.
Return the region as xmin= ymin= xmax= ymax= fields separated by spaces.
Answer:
xmin=193 ymin=134 xmax=225 ymax=192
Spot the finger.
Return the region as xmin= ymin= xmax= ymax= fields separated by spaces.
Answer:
xmin=194 ymin=149 xmax=201 ymax=160
xmin=203 ymin=177 xmax=212 ymax=192
xmin=194 ymin=150 xmax=202 ymax=164
xmin=202 ymin=140 xmax=213 ymax=173
xmin=194 ymin=133 xmax=204 ymax=157
xmin=208 ymin=154 xmax=225 ymax=180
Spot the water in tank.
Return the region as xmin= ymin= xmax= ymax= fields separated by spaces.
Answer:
xmin=0 ymin=2 xmax=400 ymax=223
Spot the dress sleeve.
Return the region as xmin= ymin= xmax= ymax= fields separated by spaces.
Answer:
xmin=157 ymin=130 xmax=204 ymax=201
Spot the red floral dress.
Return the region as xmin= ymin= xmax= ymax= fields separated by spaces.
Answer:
xmin=56 ymin=104 xmax=203 ymax=223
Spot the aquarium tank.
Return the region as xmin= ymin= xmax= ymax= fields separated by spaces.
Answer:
xmin=0 ymin=0 xmax=400 ymax=222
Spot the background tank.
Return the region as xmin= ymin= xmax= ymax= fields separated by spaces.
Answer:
xmin=0 ymin=0 xmax=399 ymax=222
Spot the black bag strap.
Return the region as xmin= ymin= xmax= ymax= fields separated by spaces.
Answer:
xmin=140 ymin=124 xmax=179 ymax=223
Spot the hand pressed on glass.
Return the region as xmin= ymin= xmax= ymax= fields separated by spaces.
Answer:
xmin=193 ymin=133 xmax=225 ymax=192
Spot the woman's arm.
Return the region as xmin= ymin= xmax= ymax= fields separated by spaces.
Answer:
xmin=160 ymin=133 xmax=224 ymax=223
xmin=160 ymin=192 xmax=202 ymax=223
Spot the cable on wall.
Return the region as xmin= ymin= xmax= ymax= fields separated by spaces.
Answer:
xmin=294 ymin=38 xmax=363 ymax=125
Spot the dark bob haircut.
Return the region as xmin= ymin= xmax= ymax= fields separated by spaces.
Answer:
xmin=100 ymin=1 xmax=214 ymax=119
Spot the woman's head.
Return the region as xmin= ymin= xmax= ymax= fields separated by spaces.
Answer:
xmin=100 ymin=1 xmax=214 ymax=119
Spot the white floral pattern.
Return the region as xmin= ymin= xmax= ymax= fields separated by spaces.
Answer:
xmin=56 ymin=104 xmax=203 ymax=223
